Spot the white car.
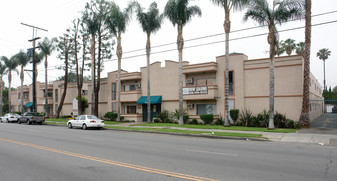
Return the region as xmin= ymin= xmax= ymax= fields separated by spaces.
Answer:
xmin=1 ymin=113 xmax=21 ymax=123
xmin=67 ymin=115 xmax=105 ymax=130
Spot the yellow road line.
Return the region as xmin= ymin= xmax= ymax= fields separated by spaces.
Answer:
xmin=0 ymin=138 xmax=218 ymax=181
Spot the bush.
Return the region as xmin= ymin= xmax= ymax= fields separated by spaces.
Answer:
xmin=183 ymin=115 xmax=189 ymax=124
xmin=214 ymin=119 xmax=223 ymax=125
xmin=104 ymin=112 xmax=117 ymax=121
xmin=250 ymin=116 xmax=260 ymax=127
xmin=230 ymin=109 xmax=239 ymax=124
xmin=257 ymin=110 xmax=269 ymax=128
xmin=239 ymin=109 xmax=253 ymax=127
xmin=190 ymin=119 xmax=198 ymax=125
xmin=60 ymin=115 xmax=72 ymax=119
xmin=235 ymin=121 xmax=243 ymax=126
xmin=11 ymin=111 xmax=21 ymax=115
xmin=200 ymin=114 xmax=214 ymax=125
xmin=156 ymin=110 xmax=169 ymax=123
xmin=153 ymin=118 xmax=160 ymax=123
xmin=274 ymin=112 xmax=287 ymax=128
xmin=287 ymin=119 xmax=295 ymax=128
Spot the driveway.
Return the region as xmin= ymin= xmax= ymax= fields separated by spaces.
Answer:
xmin=298 ymin=113 xmax=337 ymax=135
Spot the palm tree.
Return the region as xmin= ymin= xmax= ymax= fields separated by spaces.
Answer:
xmin=16 ymin=50 xmax=30 ymax=114
xmin=317 ymin=48 xmax=331 ymax=90
xmin=83 ymin=2 xmax=100 ymax=115
xmin=210 ymin=0 xmax=248 ymax=126
xmin=106 ymin=1 xmax=133 ymax=121
xmin=299 ymin=0 xmax=311 ymax=128
xmin=134 ymin=2 xmax=163 ymax=123
xmin=164 ymin=0 xmax=202 ymax=125
xmin=275 ymin=40 xmax=285 ymax=57
xmin=243 ymin=0 xmax=304 ymax=129
xmin=281 ymin=38 xmax=296 ymax=56
xmin=1 ymin=55 xmax=19 ymax=113
xmin=39 ymin=38 xmax=55 ymax=117
xmin=295 ymin=41 xmax=305 ymax=56
xmin=0 ymin=62 xmax=6 ymax=116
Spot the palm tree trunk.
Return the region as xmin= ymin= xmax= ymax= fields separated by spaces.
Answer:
xmin=177 ymin=23 xmax=184 ymax=125
xmin=268 ymin=26 xmax=276 ymax=129
xmin=0 ymin=78 xmax=3 ymax=116
xmin=45 ymin=56 xmax=48 ymax=117
xmin=117 ymin=32 xmax=122 ymax=122
xmin=8 ymin=71 xmax=11 ymax=113
xmin=224 ymin=10 xmax=230 ymax=126
xmin=323 ymin=60 xmax=326 ymax=90
xmin=21 ymin=65 xmax=24 ymax=114
xmin=90 ymin=33 xmax=96 ymax=115
xmin=146 ymin=33 xmax=151 ymax=123
xmin=299 ymin=0 xmax=311 ymax=128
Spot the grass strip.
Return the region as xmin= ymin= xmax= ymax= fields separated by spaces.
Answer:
xmin=105 ymin=126 xmax=263 ymax=138
xmin=132 ymin=123 xmax=297 ymax=133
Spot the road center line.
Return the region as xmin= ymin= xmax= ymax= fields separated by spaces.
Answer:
xmin=186 ymin=149 xmax=238 ymax=157
xmin=0 ymin=138 xmax=218 ymax=181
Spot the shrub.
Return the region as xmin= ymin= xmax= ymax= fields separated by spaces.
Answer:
xmin=60 ymin=115 xmax=72 ymax=119
xmin=250 ymin=116 xmax=260 ymax=127
xmin=230 ymin=109 xmax=239 ymax=124
xmin=215 ymin=119 xmax=223 ymax=125
xmin=104 ymin=112 xmax=117 ymax=121
xmin=12 ymin=111 xmax=21 ymax=115
xmin=274 ymin=112 xmax=287 ymax=128
xmin=235 ymin=121 xmax=243 ymax=127
xmin=287 ymin=119 xmax=295 ymax=128
xmin=153 ymin=118 xmax=160 ymax=123
xmin=200 ymin=114 xmax=214 ymax=125
xmin=190 ymin=119 xmax=198 ymax=125
xmin=183 ymin=115 xmax=189 ymax=124
xmin=239 ymin=109 xmax=253 ymax=127
xmin=257 ymin=110 xmax=269 ymax=128
xmin=156 ymin=110 xmax=169 ymax=123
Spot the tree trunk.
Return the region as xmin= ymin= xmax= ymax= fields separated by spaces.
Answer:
xmin=146 ymin=32 xmax=151 ymax=123
xmin=117 ymin=32 xmax=122 ymax=122
xmin=45 ymin=55 xmax=48 ymax=117
xmin=8 ymin=71 xmax=11 ymax=113
xmin=90 ymin=33 xmax=96 ymax=115
xmin=224 ymin=9 xmax=230 ymax=126
xmin=323 ymin=60 xmax=326 ymax=90
xmin=268 ymin=25 xmax=276 ymax=129
xmin=95 ymin=31 xmax=102 ymax=117
xmin=177 ymin=23 xmax=184 ymax=126
xmin=56 ymin=53 xmax=69 ymax=118
xmin=299 ymin=0 xmax=311 ymax=128
xmin=0 ymin=78 xmax=3 ymax=116
xmin=21 ymin=65 xmax=24 ymax=114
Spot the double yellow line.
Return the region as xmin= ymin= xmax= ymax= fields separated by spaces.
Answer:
xmin=0 ymin=138 xmax=218 ymax=181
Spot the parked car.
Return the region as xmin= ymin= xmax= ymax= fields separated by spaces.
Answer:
xmin=67 ymin=115 xmax=105 ymax=130
xmin=18 ymin=112 xmax=45 ymax=125
xmin=0 ymin=113 xmax=21 ymax=123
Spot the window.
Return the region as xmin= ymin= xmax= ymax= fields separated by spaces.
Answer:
xmin=196 ymin=78 xmax=215 ymax=86
xmin=228 ymin=71 xmax=234 ymax=95
xmin=196 ymin=104 xmax=216 ymax=115
xmin=124 ymin=105 xmax=137 ymax=114
xmin=82 ymin=90 xmax=88 ymax=95
xmin=55 ymin=104 xmax=58 ymax=114
xmin=112 ymin=83 xmax=116 ymax=100
xmin=23 ymin=93 xmax=29 ymax=99
xmin=112 ymin=102 xmax=116 ymax=113
xmin=55 ymin=89 xmax=58 ymax=102
xmin=124 ymin=84 xmax=136 ymax=91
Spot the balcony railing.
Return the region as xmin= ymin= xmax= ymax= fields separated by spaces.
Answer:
xmin=120 ymin=90 xmax=142 ymax=102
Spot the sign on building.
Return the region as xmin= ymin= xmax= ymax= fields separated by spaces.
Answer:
xmin=72 ymin=98 xmax=78 ymax=116
xmin=183 ymin=86 xmax=208 ymax=95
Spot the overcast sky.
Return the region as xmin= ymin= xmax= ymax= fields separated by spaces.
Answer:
xmin=0 ymin=0 xmax=336 ymax=90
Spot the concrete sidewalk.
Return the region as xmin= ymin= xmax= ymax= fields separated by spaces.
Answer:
xmin=107 ymin=123 xmax=337 ymax=146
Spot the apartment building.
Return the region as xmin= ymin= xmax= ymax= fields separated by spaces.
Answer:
xmin=10 ymin=53 xmax=323 ymax=122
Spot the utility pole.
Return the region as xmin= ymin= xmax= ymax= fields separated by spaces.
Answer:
xmin=21 ymin=23 xmax=47 ymax=113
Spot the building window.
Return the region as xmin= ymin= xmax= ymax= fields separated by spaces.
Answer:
xmin=124 ymin=105 xmax=137 ymax=114
xmin=82 ymin=90 xmax=88 ymax=95
xmin=112 ymin=102 xmax=116 ymax=113
xmin=112 ymin=83 xmax=116 ymax=100
xmin=55 ymin=104 xmax=58 ymax=114
xmin=124 ymin=84 xmax=136 ymax=91
xmin=23 ymin=93 xmax=29 ymax=99
xmin=44 ymin=90 xmax=53 ymax=97
xmin=229 ymin=71 xmax=234 ymax=95
xmin=55 ymin=89 xmax=58 ymax=102
xmin=196 ymin=104 xmax=216 ymax=115
xmin=196 ymin=78 xmax=215 ymax=86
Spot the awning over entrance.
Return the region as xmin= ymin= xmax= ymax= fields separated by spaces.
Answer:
xmin=137 ymin=96 xmax=162 ymax=104
xmin=25 ymin=102 xmax=33 ymax=107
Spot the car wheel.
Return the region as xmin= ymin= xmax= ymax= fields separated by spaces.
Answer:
xmin=18 ymin=119 xmax=21 ymax=124
xmin=97 ymin=127 xmax=101 ymax=130
xmin=7 ymin=119 xmax=10 ymax=123
xmin=27 ymin=119 xmax=31 ymax=125
xmin=68 ymin=123 xmax=73 ymax=129
xmin=82 ymin=124 xmax=87 ymax=130
xmin=37 ymin=122 xmax=42 ymax=125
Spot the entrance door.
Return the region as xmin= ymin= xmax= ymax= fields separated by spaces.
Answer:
xmin=142 ymin=104 xmax=161 ymax=122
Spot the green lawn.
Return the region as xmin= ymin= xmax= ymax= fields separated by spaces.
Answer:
xmin=104 ymin=126 xmax=263 ymax=138
xmin=131 ymin=123 xmax=298 ymax=133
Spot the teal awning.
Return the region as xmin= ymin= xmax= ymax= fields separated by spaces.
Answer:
xmin=25 ymin=102 xmax=33 ymax=107
xmin=137 ymin=96 xmax=162 ymax=104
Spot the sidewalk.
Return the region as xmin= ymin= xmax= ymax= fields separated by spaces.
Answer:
xmin=107 ymin=123 xmax=337 ymax=146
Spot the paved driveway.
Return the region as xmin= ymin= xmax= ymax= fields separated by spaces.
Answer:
xmin=299 ymin=113 xmax=337 ymax=135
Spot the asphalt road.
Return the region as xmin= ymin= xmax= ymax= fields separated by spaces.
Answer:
xmin=0 ymin=123 xmax=336 ymax=181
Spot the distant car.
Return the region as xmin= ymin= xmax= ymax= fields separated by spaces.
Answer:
xmin=1 ymin=113 xmax=21 ymax=123
xmin=18 ymin=112 xmax=45 ymax=125
xmin=67 ymin=115 xmax=105 ymax=130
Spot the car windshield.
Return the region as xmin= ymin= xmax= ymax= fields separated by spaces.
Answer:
xmin=87 ymin=115 xmax=98 ymax=119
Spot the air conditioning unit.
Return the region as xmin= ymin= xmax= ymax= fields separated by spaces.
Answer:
xmin=135 ymin=83 xmax=141 ymax=88
xmin=187 ymin=104 xmax=194 ymax=109
xmin=186 ymin=78 xmax=194 ymax=84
